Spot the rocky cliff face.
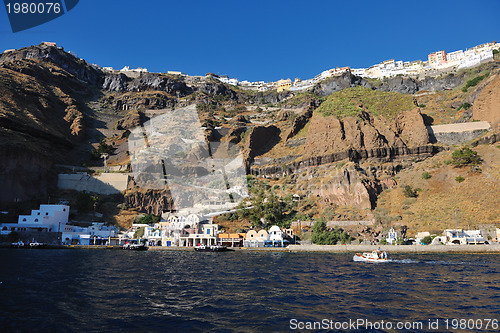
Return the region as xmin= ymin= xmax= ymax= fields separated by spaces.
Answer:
xmin=102 ymin=72 xmax=192 ymax=97
xmin=0 ymin=44 xmax=102 ymax=84
xmin=303 ymin=108 xmax=429 ymax=158
xmin=314 ymin=72 xmax=372 ymax=96
xmin=312 ymin=165 xmax=379 ymax=210
xmin=473 ymin=73 xmax=500 ymax=129
xmin=378 ymin=74 xmax=464 ymax=94
xmin=125 ymin=188 xmax=175 ymax=215
xmin=243 ymin=125 xmax=281 ymax=168
xmin=314 ymin=72 xmax=465 ymax=97
xmin=0 ymin=48 xmax=96 ymax=204
xmin=0 ymin=145 xmax=56 ymax=204
xmin=106 ymin=91 xmax=177 ymax=111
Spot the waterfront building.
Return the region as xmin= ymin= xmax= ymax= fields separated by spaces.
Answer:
xmin=386 ymin=227 xmax=398 ymax=245
xmin=443 ymin=229 xmax=487 ymax=245
xmin=61 ymin=223 xmax=118 ymax=245
xmin=0 ymin=204 xmax=119 ymax=245
xmin=180 ymin=223 xmax=219 ymax=247
xmin=243 ymin=229 xmax=269 ymax=247
xmin=266 ymin=225 xmax=289 ymax=247
xmin=218 ymin=232 xmax=245 ymax=247
xmin=0 ymin=204 xmax=70 ymax=235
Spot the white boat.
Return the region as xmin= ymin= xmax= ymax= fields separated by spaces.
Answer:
xmin=194 ymin=244 xmax=230 ymax=252
xmin=123 ymin=242 xmax=148 ymax=251
xmin=29 ymin=242 xmax=46 ymax=248
xmin=353 ymin=251 xmax=388 ymax=262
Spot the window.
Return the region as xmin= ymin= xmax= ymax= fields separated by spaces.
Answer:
xmin=46 ymin=212 xmax=49 ymax=215
xmin=207 ymin=229 xmax=210 ymax=234
xmin=34 ymin=219 xmax=38 ymax=222
xmin=37 ymin=212 xmax=40 ymax=215
xmin=63 ymin=208 xmax=66 ymax=211
xmin=22 ymin=218 xmax=27 ymax=222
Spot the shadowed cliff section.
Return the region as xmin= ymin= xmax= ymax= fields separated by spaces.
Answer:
xmin=0 ymin=46 xmax=98 ymax=204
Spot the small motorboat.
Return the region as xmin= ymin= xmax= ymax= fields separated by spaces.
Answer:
xmin=11 ymin=241 xmax=25 ymax=248
xmin=123 ymin=243 xmax=148 ymax=251
xmin=29 ymin=241 xmax=46 ymax=248
xmin=194 ymin=244 xmax=230 ymax=252
xmin=353 ymin=251 xmax=388 ymax=262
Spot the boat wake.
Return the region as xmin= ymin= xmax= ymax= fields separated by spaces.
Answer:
xmin=388 ymin=259 xmax=420 ymax=264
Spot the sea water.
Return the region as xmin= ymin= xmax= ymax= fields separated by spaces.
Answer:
xmin=0 ymin=249 xmax=499 ymax=332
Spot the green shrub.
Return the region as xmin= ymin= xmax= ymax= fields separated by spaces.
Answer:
xmin=403 ymin=185 xmax=418 ymax=198
xmin=421 ymin=236 xmax=432 ymax=245
xmin=136 ymin=214 xmax=160 ymax=225
xmin=493 ymin=49 xmax=499 ymax=55
xmin=422 ymin=171 xmax=432 ymax=180
xmin=134 ymin=227 xmax=145 ymax=239
xmin=458 ymin=102 xmax=472 ymax=110
xmin=451 ymin=147 xmax=482 ymax=167
xmin=75 ymin=191 xmax=98 ymax=213
xmin=90 ymin=140 xmax=114 ymax=160
xmin=312 ymin=221 xmax=353 ymax=245
xmin=462 ymin=73 xmax=489 ymax=92
xmin=455 ymin=175 xmax=465 ymax=183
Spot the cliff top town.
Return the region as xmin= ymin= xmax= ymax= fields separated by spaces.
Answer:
xmin=96 ymin=41 xmax=500 ymax=92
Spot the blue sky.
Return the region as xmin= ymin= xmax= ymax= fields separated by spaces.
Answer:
xmin=1 ymin=0 xmax=499 ymax=82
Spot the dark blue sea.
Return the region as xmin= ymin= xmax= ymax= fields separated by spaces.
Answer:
xmin=0 ymin=249 xmax=499 ymax=333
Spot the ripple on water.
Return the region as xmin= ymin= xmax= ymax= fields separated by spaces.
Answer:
xmin=0 ymin=250 xmax=499 ymax=332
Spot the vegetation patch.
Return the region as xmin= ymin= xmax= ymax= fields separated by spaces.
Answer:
xmin=311 ymin=220 xmax=353 ymax=245
xmin=316 ymin=86 xmax=414 ymax=120
xmin=402 ymin=185 xmax=418 ymax=198
xmin=421 ymin=171 xmax=432 ymax=180
xmin=451 ymin=147 xmax=482 ymax=167
xmin=462 ymin=73 xmax=489 ymax=92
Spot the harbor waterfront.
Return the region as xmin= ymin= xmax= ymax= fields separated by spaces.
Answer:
xmin=0 ymin=248 xmax=499 ymax=332
xmin=3 ymin=243 xmax=500 ymax=253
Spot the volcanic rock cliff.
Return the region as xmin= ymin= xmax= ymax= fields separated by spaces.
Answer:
xmin=1 ymin=44 xmax=499 ymax=226
xmin=0 ymin=50 xmax=95 ymax=203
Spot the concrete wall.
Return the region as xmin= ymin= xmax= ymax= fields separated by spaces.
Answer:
xmin=58 ymin=173 xmax=129 ymax=194
xmin=427 ymin=121 xmax=491 ymax=145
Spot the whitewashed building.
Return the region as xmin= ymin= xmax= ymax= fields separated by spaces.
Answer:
xmin=0 ymin=204 xmax=70 ymax=234
xmin=244 ymin=229 xmax=269 ymax=247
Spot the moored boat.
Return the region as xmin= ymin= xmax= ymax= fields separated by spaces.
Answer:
xmin=123 ymin=243 xmax=148 ymax=251
xmin=194 ymin=244 xmax=230 ymax=252
xmin=353 ymin=251 xmax=388 ymax=262
xmin=11 ymin=241 xmax=25 ymax=248
xmin=29 ymin=241 xmax=46 ymax=248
